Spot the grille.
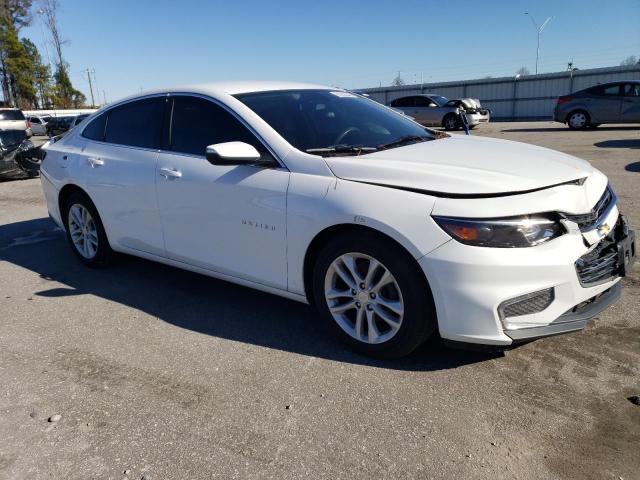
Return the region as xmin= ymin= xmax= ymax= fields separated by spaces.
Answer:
xmin=564 ymin=186 xmax=613 ymax=231
xmin=499 ymin=288 xmax=555 ymax=319
xmin=575 ymin=217 xmax=624 ymax=285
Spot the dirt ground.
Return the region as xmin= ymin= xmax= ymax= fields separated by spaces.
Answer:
xmin=0 ymin=123 xmax=638 ymax=480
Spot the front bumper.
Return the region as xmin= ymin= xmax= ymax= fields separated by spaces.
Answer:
xmin=465 ymin=112 xmax=490 ymax=126
xmin=419 ymin=221 xmax=634 ymax=346
xmin=506 ymin=281 xmax=621 ymax=342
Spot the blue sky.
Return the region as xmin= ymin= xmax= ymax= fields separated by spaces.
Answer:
xmin=22 ymin=0 xmax=640 ymax=103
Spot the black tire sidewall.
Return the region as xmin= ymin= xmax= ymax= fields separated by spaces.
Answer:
xmin=443 ymin=113 xmax=460 ymax=131
xmin=63 ymin=191 xmax=113 ymax=267
xmin=311 ymin=234 xmax=436 ymax=358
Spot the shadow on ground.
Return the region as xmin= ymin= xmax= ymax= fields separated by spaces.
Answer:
xmin=501 ymin=126 xmax=640 ymax=133
xmin=625 ymin=162 xmax=640 ymax=172
xmin=0 ymin=217 xmax=501 ymax=371
xmin=594 ymin=139 xmax=640 ymax=149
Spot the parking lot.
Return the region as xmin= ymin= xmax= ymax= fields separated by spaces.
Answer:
xmin=0 ymin=122 xmax=638 ymax=479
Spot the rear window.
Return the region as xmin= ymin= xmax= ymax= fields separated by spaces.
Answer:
xmin=0 ymin=109 xmax=25 ymax=121
xmin=586 ymin=84 xmax=622 ymax=96
xmin=0 ymin=129 xmax=27 ymax=147
xmin=104 ymin=98 xmax=164 ymax=149
xmin=82 ymin=113 xmax=107 ymax=141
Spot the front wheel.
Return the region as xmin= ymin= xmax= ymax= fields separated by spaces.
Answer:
xmin=312 ymin=234 xmax=436 ymax=358
xmin=443 ymin=113 xmax=460 ymax=131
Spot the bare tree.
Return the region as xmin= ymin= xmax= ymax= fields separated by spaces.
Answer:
xmin=39 ymin=0 xmax=66 ymax=67
xmin=620 ymin=55 xmax=638 ymax=66
xmin=515 ymin=66 xmax=531 ymax=76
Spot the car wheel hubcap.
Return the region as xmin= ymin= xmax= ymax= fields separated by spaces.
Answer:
xmin=68 ymin=204 xmax=98 ymax=259
xmin=570 ymin=113 xmax=586 ymax=128
xmin=324 ymin=253 xmax=404 ymax=344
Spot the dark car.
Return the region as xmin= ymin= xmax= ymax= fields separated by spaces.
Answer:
xmin=0 ymin=130 xmax=42 ymax=178
xmin=46 ymin=115 xmax=77 ymax=136
xmin=553 ymin=81 xmax=640 ymax=129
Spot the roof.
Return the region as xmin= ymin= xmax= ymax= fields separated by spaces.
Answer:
xmin=106 ymin=81 xmax=335 ymax=108
xmin=183 ymin=81 xmax=332 ymax=95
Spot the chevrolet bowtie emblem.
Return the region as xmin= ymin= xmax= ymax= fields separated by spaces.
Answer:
xmin=598 ymin=223 xmax=611 ymax=236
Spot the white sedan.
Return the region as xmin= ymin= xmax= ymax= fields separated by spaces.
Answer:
xmin=39 ymin=81 xmax=635 ymax=358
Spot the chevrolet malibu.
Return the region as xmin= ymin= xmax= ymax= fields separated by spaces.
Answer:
xmin=39 ymin=82 xmax=636 ymax=358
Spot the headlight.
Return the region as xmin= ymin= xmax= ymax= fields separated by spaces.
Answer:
xmin=433 ymin=214 xmax=565 ymax=248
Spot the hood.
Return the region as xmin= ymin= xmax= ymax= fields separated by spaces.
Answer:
xmin=324 ymin=135 xmax=595 ymax=197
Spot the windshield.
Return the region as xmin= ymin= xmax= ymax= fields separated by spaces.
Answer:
xmin=429 ymin=95 xmax=449 ymax=106
xmin=0 ymin=109 xmax=25 ymax=121
xmin=235 ymin=89 xmax=435 ymax=156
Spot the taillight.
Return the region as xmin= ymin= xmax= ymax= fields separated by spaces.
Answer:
xmin=26 ymin=120 xmax=32 ymax=129
xmin=556 ymin=95 xmax=572 ymax=105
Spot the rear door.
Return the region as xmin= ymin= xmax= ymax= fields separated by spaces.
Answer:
xmin=587 ymin=84 xmax=624 ymax=122
xmin=76 ymin=97 xmax=166 ymax=256
xmin=621 ymin=83 xmax=640 ymax=123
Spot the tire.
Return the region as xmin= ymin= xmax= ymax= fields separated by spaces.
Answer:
xmin=567 ymin=110 xmax=590 ymax=130
xmin=442 ymin=113 xmax=460 ymax=131
xmin=311 ymin=233 xmax=437 ymax=358
xmin=63 ymin=191 xmax=114 ymax=267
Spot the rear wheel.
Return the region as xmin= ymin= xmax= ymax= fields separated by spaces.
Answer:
xmin=63 ymin=191 xmax=114 ymax=267
xmin=312 ymin=234 xmax=436 ymax=358
xmin=567 ymin=110 xmax=590 ymax=130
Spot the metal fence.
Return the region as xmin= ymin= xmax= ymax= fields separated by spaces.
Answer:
xmin=358 ymin=65 xmax=640 ymax=121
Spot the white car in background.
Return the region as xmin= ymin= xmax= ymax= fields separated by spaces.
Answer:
xmin=0 ymin=108 xmax=31 ymax=137
xmin=39 ymin=82 xmax=635 ymax=358
xmin=27 ymin=115 xmax=51 ymax=136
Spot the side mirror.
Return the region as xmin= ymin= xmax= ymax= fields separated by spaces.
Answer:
xmin=205 ymin=141 xmax=262 ymax=165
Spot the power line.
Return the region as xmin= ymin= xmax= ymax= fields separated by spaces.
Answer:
xmin=82 ymin=68 xmax=96 ymax=107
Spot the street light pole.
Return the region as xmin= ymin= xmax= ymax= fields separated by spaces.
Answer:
xmin=524 ymin=13 xmax=552 ymax=75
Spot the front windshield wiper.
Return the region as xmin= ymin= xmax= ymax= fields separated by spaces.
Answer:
xmin=377 ymin=135 xmax=431 ymax=150
xmin=306 ymin=144 xmax=378 ymax=156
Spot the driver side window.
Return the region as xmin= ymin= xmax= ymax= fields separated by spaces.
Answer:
xmin=414 ymin=96 xmax=435 ymax=107
xmin=168 ymin=96 xmax=273 ymax=162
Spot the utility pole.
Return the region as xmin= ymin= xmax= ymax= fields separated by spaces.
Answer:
xmin=83 ymin=68 xmax=96 ymax=107
xmin=524 ymin=13 xmax=552 ymax=74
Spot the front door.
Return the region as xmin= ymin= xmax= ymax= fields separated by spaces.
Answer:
xmin=621 ymin=83 xmax=640 ymax=123
xmin=155 ymin=95 xmax=289 ymax=289
xmin=588 ymin=84 xmax=624 ymax=122
xmin=413 ymin=96 xmax=441 ymax=126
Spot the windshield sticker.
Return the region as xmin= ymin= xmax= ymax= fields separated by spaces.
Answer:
xmin=330 ymin=91 xmax=358 ymax=98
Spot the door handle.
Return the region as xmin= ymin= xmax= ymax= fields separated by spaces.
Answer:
xmin=159 ymin=167 xmax=182 ymax=179
xmin=87 ymin=157 xmax=104 ymax=167
xmin=623 ymin=99 xmax=633 ymax=103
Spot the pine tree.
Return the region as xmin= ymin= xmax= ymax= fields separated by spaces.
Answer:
xmin=22 ymin=38 xmax=52 ymax=108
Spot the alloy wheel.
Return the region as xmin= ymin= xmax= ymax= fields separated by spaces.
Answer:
xmin=324 ymin=253 xmax=404 ymax=344
xmin=68 ymin=204 xmax=99 ymax=259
